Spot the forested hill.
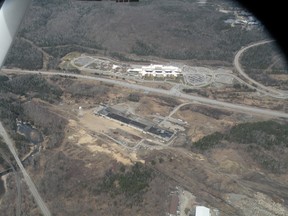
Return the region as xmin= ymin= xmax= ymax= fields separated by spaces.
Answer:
xmin=6 ymin=0 xmax=268 ymax=69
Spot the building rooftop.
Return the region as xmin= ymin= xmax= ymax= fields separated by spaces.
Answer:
xmin=196 ymin=206 xmax=210 ymax=216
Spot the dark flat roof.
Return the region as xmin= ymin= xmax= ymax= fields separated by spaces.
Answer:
xmin=99 ymin=107 xmax=174 ymax=140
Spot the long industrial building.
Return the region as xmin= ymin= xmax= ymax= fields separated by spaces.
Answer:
xmin=97 ymin=106 xmax=174 ymax=141
xmin=128 ymin=64 xmax=182 ymax=77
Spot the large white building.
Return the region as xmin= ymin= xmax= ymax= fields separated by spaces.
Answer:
xmin=128 ymin=64 xmax=182 ymax=77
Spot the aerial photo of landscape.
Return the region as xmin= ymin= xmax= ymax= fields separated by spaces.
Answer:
xmin=1 ymin=0 xmax=288 ymax=215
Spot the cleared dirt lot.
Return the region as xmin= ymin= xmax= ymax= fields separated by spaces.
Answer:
xmin=67 ymin=118 xmax=143 ymax=166
xmin=79 ymin=110 xmax=142 ymax=135
xmin=172 ymin=104 xmax=271 ymax=143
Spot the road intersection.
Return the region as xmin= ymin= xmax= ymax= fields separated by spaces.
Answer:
xmin=3 ymin=69 xmax=288 ymax=119
xmin=233 ymin=40 xmax=288 ymax=99
xmin=1 ymin=40 xmax=288 ymax=215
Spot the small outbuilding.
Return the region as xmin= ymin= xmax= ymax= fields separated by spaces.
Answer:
xmin=195 ymin=206 xmax=210 ymax=216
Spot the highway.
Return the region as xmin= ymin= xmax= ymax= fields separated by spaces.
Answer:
xmin=0 ymin=150 xmax=21 ymax=216
xmin=3 ymin=69 xmax=288 ymax=119
xmin=233 ymin=40 xmax=288 ymax=99
xmin=72 ymin=51 xmax=286 ymax=98
xmin=0 ymin=122 xmax=51 ymax=216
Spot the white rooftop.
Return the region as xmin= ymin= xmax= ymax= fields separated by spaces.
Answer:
xmin=142 ymin=64 xmax=180 ymax=70
xmin=196 ymin=206 xmax=210 ymax=216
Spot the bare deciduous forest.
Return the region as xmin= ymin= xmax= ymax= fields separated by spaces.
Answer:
xmin=1 ymin=1 xmax=288 ymax=215
xmin=5 ymin=0 xmax=267 ymax=70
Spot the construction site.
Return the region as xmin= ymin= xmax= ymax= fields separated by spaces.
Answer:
xmin=90 ymin=103 xmax=180 ymax=151
xmin=97 ymin=106 xmax=174 ymax=138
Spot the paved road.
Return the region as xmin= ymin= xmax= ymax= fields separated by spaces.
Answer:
xmin=0 ymin=122 xmax=51 ymax=216
xmin=159 ymin=102 xmax=192 ymax=126
xmin=3 ymin=69 xmax=288 ymax=119
xmin=0 ymin=150 xmax=21 ymax=216
xmin=233 ymin=40 xmax=288 ymax=99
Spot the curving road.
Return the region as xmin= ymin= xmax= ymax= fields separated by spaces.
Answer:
xmin=233 ymin=40 xmax=288 ymax=99
xmin=3 ymin=69 xmax=288 ymax=119
xmin=159 ymin=102 xmax=193 ymax=126
xmin=0 ymin=122 xmax=51 ymax=216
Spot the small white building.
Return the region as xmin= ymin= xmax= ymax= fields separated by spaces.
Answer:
xmin=195 ymin=206 xmax=211 ymax=216
xmin=128 ymin=64 xmax=182 ymax=77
